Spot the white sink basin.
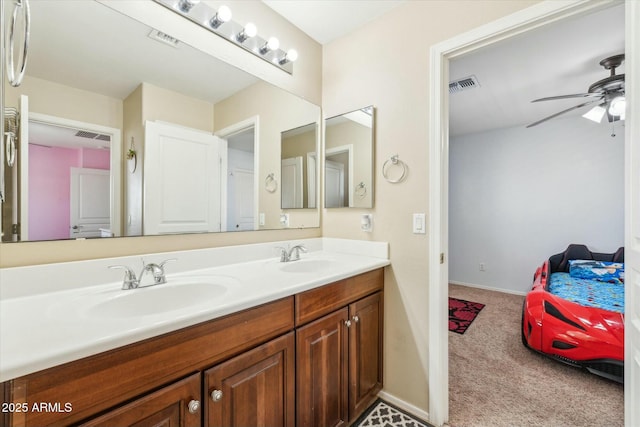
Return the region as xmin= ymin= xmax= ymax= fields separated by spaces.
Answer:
xmin=278 ymin=259 xmax=337 ymax=274
xmin=84 ymin=278 xmax=231 ymax=318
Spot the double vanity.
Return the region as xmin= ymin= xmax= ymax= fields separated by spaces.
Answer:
xmin=0 ymin=238 xmax=389 ymax=427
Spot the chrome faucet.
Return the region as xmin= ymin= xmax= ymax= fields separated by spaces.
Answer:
xmin=109 ymin=258 xmax=176 ymax=290
xmin=277 ymin=244 xmax=307 ymax=262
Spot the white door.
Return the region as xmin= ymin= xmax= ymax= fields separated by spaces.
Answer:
xmin=69 ymin=168 xmax=110 ymax=238
xmin=281 ymin=156 xmax=303 ymax=209
xmin=231 ymin=168 xmax=255 ymax=231
xmin=625 ymin=1 xmax=640 ymax=421
xmin=325 ymin=159 xmax=345 ymax=208
xmin=144 ymin=121 xmax=222 ymax=235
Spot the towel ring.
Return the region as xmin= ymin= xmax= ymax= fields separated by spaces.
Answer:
xmin=265 ymin=173 xmax=278 ymax=193
xmin=382 ymin=155 xmax=407 ymax=183
xmin=6 ymin=0 xmax=31 ymax=87
xmin=355 ymin=182 xmax=367 ymax=198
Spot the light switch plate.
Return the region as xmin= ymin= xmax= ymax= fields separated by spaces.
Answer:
xmin=413 ymin=213 xmax=426 ymax=234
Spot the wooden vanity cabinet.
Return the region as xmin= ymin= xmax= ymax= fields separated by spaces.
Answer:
xmin=295 ymin=268 xmax=384 ymax=427
xmin=78 ymin=373 xmax=202 ymax=427
xmin=0 ymin=268 xmax=384 ymax=427
xmin=204 ymin=332 xmax=295 ymax=427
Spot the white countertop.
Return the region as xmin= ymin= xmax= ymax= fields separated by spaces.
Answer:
xmin=0 ymin=238 xmax=389 ymax=382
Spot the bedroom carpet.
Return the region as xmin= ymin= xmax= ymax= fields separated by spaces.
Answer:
xmin=448 ymin=283 xmax=624 ymax=427
xmin=448 ymin=297 xmax=485 ymax=334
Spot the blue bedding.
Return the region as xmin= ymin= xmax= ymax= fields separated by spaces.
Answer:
xmin=548 ymin=272 xmax=625 ymax=314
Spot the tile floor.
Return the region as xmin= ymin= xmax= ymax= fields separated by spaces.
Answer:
xmin=352 ymin=399 xmax=433 ymax=427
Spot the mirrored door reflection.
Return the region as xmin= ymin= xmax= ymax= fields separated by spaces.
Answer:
xmin=281 ymin=123 xmax=318 ymax=209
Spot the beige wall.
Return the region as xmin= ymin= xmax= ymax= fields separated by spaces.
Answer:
xmin=322 ymin=0 xmax=539 ymax=414
xmin=4 ymin=75 xmax=123 ymax=129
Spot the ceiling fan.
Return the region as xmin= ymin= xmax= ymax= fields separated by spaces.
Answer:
xmin=527 ymin=54 xmax=626 ymax=128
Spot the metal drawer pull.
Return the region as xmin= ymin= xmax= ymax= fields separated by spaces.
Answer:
xmin=353 ymin=315 xmax=360 ymax=323
xmin=345 ymin=319 xmax=352 ymax=327
xmin=187 ymin=399 xmax=200 ymax=414
xmin=211 ymin=389 xmax=223 ymax=402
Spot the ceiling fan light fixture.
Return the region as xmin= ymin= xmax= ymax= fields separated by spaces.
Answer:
xmin=582 ymin=105 xmax=606 ymax=123
xmin=608 ymin=96 xmax=626 ymax=118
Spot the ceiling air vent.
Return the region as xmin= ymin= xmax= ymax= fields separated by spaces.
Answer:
xmin=449 ymin=75 xmax=480 ymax=94
xmin=75 ymin=130 xmax=111 ymax=142
xmin=75 ymin=130 xmax=99 ymax=139
xmin=148 ymin=29 xmax=180 ymax=48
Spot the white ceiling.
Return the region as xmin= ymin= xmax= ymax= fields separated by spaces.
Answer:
xmin=449 ymin=4 xmax=625 ymax=136
xmin=262 ymin=0 xmax=406 ymax=45
xmin=260 ymin=1 xmax=624 ymax=137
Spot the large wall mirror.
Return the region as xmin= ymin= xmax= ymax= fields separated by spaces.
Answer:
xmin=324 ymin=106 xmax=375 ymax=208
xmin=1 ymin=0 xmax=320 ymax=242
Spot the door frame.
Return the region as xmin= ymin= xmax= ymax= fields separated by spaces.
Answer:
xmin=216 ymin=116 xmax=259 ymax=231
xmin=22 ymin=110 xmax=122 ymax=240
xmin=427 ymin=1 xmax=638 ymax=425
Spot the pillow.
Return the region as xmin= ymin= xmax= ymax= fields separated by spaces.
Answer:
xmin=569 ymin=259 xmax=624 ymax=284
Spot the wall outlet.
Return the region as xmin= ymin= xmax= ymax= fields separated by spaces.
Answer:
xmin=361 ymin=214 xmax=373 ymax=232
xmin=279 ymin=213 xmax=289 ymax=227
xmin=479 ymin=263 xmax=486 ymax=271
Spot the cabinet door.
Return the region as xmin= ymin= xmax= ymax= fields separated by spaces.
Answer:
xmin=79 ymin=373 xmax=201 ymax=427
xmin=349 ymin=292 xmax=384 ymax=420
xmin=296 ymin=308 xmax=349 ymax=427
xmin=204 ymin=333 xmax=295 ymax=427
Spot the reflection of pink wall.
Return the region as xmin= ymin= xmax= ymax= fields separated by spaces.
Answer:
xmin=28 ymin=145 xmax=109 ymax=241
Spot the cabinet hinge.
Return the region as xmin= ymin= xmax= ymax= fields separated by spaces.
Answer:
xmin=440 ymin=253 xmax=444 ymax=264
xmin=11 ymin=223 xmax=20 ymax=235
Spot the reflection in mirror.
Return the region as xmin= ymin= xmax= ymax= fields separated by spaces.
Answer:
xmin=324 ymin=106 xmax=375 ymax=208
xmin=0 ymin=0 xmax=320 ymax=242
xmin=281 ymin=123 xmax=318 ymax=209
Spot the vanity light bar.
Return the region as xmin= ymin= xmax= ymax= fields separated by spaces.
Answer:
xmin=153 ymin=0 xmax=296 ymax=74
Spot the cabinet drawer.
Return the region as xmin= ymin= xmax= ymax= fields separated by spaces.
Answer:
xmin=5 ymin=297 xmax=294 ymax=427
xmin=79 ymin=373 xmax=201 ymax=427
xmin=295 ymin=268 xmax=383 ymax=326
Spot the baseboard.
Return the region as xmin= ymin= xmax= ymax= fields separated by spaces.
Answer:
xmin=449 ymin=280 xmax=527 ymax=296
xmin=377 ymin=390 xmax=430 ymax=423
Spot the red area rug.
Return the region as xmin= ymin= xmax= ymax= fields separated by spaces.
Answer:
xmin=449 ymin=297 xmax=485 ymax=334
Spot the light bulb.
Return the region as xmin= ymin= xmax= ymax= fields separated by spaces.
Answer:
xmin=279 ymin=49 xmax=298 ymax=65
xmin=236 ymin=23 xmax=257 ymax=43
xmin=178 ymin=0 xmax=200 ymax=13
xmin=217 ymin=5 xmax=232 ymax=22
xmin=244 ymin=23 xmax=257 ymax=38
xmin=609 ymin=96 xmax=626 ymax=117
xmin=582 ymin=105 xmax=606 ymax=123
xmin=267 ymin=37 xmax=280 ymax=51
xmin=286 ymin=49 xmax=298 ymax=62
xmin=260 ymin=37 xmax=280 ymax=54
xmin=209 ymin=5 xmax=232 ymax=28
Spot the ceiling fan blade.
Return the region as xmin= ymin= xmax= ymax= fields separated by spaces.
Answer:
xmin=526 ymin=98 xmax=603 ymax=128
xmin=531 ymin=93 xmax=603 ymax=102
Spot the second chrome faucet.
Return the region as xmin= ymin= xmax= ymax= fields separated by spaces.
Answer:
xmin=109 ymin=258 xmax=176 ymax=290
xmin=277 ymin=244 xmax=307 ymax=262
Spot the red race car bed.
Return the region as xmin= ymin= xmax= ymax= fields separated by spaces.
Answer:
xmin=521 ymin=244 xmax=625 ymax=383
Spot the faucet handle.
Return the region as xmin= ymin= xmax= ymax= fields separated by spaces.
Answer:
xmin=275 ymin=246 xmax=289 ymax=262
xmin=108 ymin=265 xmax=139 ymax=289
xmin=159 ymin=258 xmax=177 ymax=269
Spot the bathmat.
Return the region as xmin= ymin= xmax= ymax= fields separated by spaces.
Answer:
xmin=449 ymin=297 xmax=485 ymax=334
xmin=352 ymin=399 xmax=433 ymax=427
